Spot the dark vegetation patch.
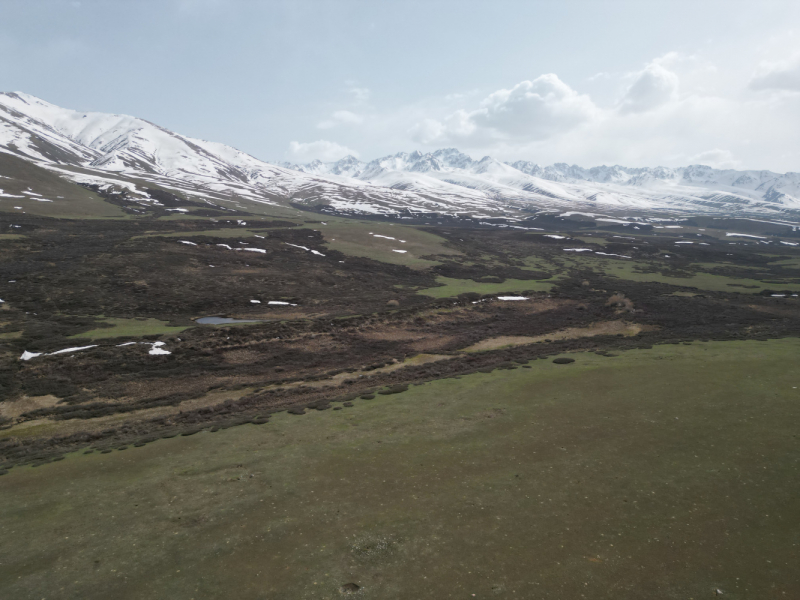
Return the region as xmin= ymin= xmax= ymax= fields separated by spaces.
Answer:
xmin=1 ymin=214 xmax=800 ymax=466
xmin=433 ymin=261 xmax=550 ymax=282
xmin=377 ymin=384 xmax=409 ymax=395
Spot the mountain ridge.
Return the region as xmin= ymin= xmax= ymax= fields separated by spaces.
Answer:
xmin=282 ymin=149 xmax=800 ymax=198
xmin=2 ymin=91 xmax=800 ymax=222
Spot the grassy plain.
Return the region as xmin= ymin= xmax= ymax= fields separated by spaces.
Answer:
xmin=417 ymin=276 xmax=554 ymax=298
xmin=523 ymin=251 xmax=800 ymax=294
xmin=1 ymin=339 xmax=798 ymax=599
xmin=599 ymin=259 xmax=800 ymax=293
xmin=71 ymin=318 xmax=190 ymax=340
xmin=320 ymin=220 xmax=461 ymax=268
xmin=132 ymin=228 xmax=289 ymax=240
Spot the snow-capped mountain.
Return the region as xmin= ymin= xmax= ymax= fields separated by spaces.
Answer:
xmin=281 ymin=149 xmax=800 ymax=220
xmin=2 ymin=91 xmax=800 ymax=222
xmin=0 ymin=92 xmax=466 ymax=216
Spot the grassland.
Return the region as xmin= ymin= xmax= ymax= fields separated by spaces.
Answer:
xmin=2 ymin=339 xmax=798 ymax=599
xmin=417 ymin=275 xmax=554 ymax=298
xmin=599 ymin=259 xmax=800 ymax=293
xmin=522 ymin=251 xmax=800 ymax=294
xmin=557 ymin=234 xmax=610 ymax=247
xmin=320 ymin=220 xmax=461 ymax=268
xmin=70 ymin=318 xmax=190 ymax=340
xmin=133 ymin=228 xmax=293 ymax=240
xmin=0 ymin=154 xmax=126 ymax=219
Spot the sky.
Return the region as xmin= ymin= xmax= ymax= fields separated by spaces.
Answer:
xmin=1 ymin=0 xmax=799 ymax=171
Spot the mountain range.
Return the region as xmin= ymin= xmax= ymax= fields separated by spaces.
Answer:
xmin=2 ymin=91 xmax=799 ymax=222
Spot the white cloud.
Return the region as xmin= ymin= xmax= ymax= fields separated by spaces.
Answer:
xmin=409 ymin=118 xmax=446 ymax=144
xmin=618 ymin=62 xmax=680 ymax=113
xmin=687 ymin=149 xmax=740 ymax=169
xmin=317 ymin=110 xmax=364 ymax=129
xmin=474 ymin=75 xmax=597 ymax=138
xmin=312 ymin=47 xmax=800 ymax=172
xmin=403 ymin=52 xmax=800 ymax=171
xmin=288 ymin=140 xmax=358 ymax=162
xmin=349 ymin=87 xmax=371 ymax=103
xmin=749 ymin=55 xmax=800 ymax=91
xmin=411 ymin=74 xmax=597 ymax=144
xmin=587 ymin=72 xmax=610 ymax=82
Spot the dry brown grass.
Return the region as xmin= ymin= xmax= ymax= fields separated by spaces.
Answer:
xmin=463 ymin=320 xmax=646 ymax=352
xmin=606 ymin=293 xmax=635 ymax=312
xmin=0 ymin=394 xmax=61 ymax=419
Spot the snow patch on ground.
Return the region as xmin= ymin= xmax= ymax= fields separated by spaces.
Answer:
xmin=148 ymin=341 xmax=171 ymax=355
xmin=51 ymin=345 xmax=98 ymax=356
xmin=20 ymin=345 xmax=97 ymax=360
xmin=285 ymin=242 xmax=325 ymax=256
xmin=726 ymin=233 xmax=765 ymax=239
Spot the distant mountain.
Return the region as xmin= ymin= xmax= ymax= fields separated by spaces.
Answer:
xmin=2 ymin=92 xmax=800 ymax=222
xmin=283 ymin=150 xmax=800 ymax=217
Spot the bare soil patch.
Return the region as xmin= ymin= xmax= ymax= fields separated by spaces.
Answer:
xmin=463 ymin=320 xmax=646 ymax=352
xmin=0 ymin=395 xmax=61 ymax=419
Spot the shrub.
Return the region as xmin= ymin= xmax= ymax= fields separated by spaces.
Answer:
xmin=378 ymin=384 xmax=408 ymax=395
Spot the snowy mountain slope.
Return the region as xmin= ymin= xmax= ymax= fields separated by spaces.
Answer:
xmin=0 ymin=92 xmax=266 ymax=183
xmin=1 ymin=91 xmax=799 ymax=222
xmin=508 ymin=160 xmax=800 ymax=205
xmin=0 ymin=92 xmax=467 ymax=216
xmin=0 ymin=98 xmax=100 ymax=165
xmin=286 ymin=149 xmax=800 ymax=219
